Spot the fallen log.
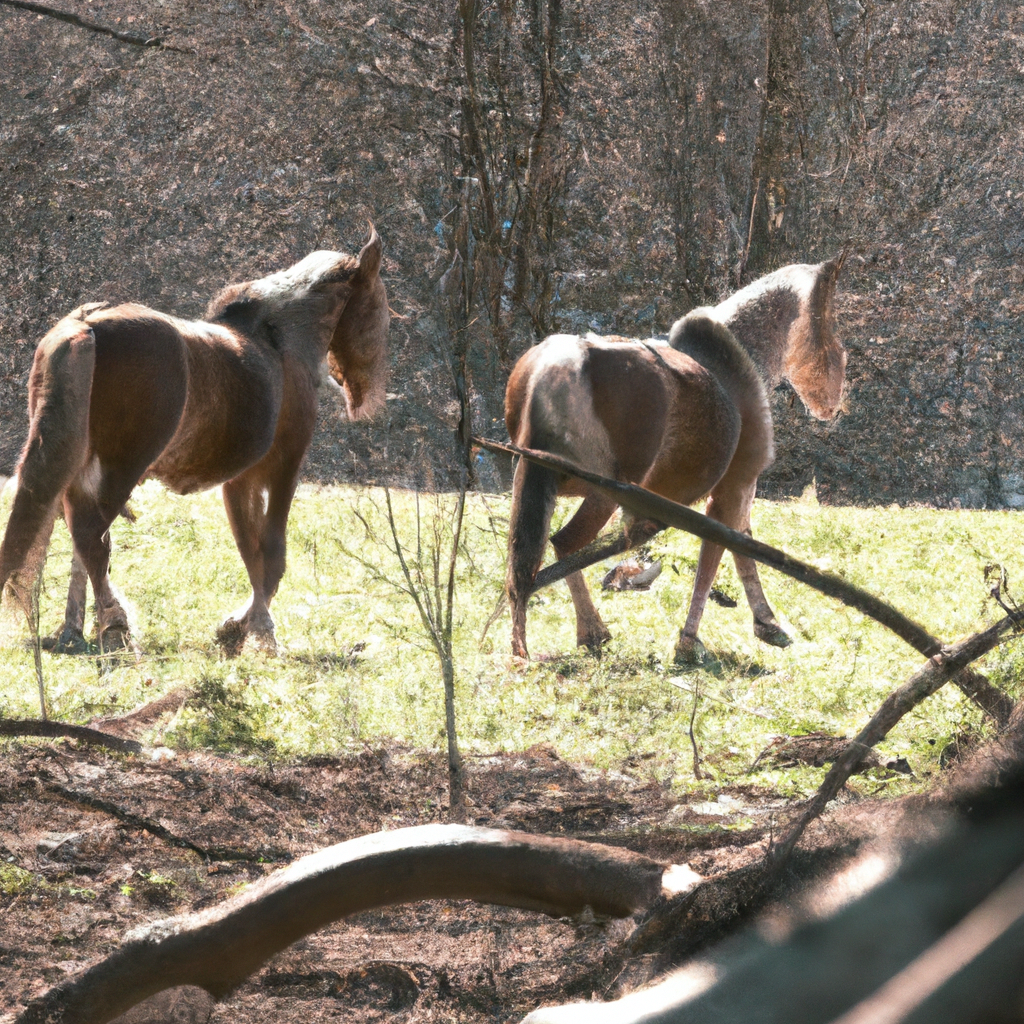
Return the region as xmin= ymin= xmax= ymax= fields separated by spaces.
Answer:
xmin=16 ymin=824 xmax=666 ymax=1024
xmin=0 ymin=717 xmax=142 ymax=754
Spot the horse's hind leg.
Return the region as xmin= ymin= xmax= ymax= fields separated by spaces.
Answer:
xmin=549 ymin=492 xmax=619 ymax=651
xmin=63 ymin=475 xmax=138 ymax=658
xmin=49 ymin=550 xmax=90 ymax=654
xmin=507 ymin=458 xmax=559 ymax=660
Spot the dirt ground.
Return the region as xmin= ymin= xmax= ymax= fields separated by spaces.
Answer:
xmin=0 ymin=718 xmax=806 ymax=1024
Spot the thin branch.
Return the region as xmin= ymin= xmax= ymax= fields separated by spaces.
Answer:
xmin=0 ymin=0 xmax=193 ymax=52
xmin=384 ymin=486 xmax=439 ymax=642
xmin=44 ymin=782 xmax=288 ymax=862
xmin=767 ymin=612 xmax=1021 ymax=869
xmin=669 ymin=678 xmax=773 ymax=719
xmin=687 ymin=676 xmax=704 ymax=780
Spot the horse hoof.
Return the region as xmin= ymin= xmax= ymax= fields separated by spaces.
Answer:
xmin=243 ymin=630 xmax=278 ymax=656
xmin=215 ymin=619 xmax=247 ymax=657
xmin=754 ymin=621 xmax=793 ymax=648
xmin=42 ymin=628 xmax=91 ymax=655
xmin=97 ymin=627 xmax=135 ymax=673
xmin=576 ymin=623 xmax=612 ymax=651
xmin=674 ymin=634 xmax=708 ymax=666
xmin=99 ymin=627 xmax=132 ymax=654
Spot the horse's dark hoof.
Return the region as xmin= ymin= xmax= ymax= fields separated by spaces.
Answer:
xmin=674 ymin=634 xmax=708 ymax=666
xmin=577 ymin=630 xmax=612 ymax=653
xmin=43 ymin=628 xmax=91 ymax=655
xmin=99 ymin=626 xmax=133 ymax=653
xmin=754 ymin=621 xmax=793 ymax=648
xmin=97 ymin=626 xmax=135 ymax=673
xmin=215 ymin=619 xmax=247 ymax=658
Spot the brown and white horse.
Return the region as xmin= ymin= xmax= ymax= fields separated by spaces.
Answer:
xmin=504 ymin=255 xmax=846 ymax=662
xmin=0 ymin=229 xmax=389 ymax=654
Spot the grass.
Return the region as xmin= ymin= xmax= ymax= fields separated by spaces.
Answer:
xmin=0 ymin=480 xmax=1021 ymax=801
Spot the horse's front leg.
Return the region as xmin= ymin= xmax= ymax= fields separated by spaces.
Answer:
xmin=219 ymin=469 xmax=299 ymax=655
xmin=729 ymin=482 xmax=791 ymax=649
xmin=674 ymin=479 xmax=788 ymax=664
xmin=219 ymin=477 xmax=274 ymax=654
xmin=675 ymin=533 xmax=727 ymax=665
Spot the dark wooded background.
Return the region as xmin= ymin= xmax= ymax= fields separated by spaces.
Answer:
xmin=1 ymin=0 xmax=1021 ymax=507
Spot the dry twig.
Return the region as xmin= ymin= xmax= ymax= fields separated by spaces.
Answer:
xmin=0 ymin=0 xmax=192 ymax=51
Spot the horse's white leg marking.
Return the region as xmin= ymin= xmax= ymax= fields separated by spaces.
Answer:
xmin=77 ymin=455 xmax=103 ymax=502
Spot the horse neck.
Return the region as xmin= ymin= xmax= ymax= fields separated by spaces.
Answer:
xmin=712 ymin=274 xmax=807 ymax=390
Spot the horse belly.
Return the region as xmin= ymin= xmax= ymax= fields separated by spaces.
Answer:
xmin=149 ymin=333 xmax=283 ymax=494
xmin=646 ymin=372 xmax=744 ymax=505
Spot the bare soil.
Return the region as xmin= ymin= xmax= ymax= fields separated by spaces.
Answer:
xmin=0 ymin=733 xmax=789 ymax=1023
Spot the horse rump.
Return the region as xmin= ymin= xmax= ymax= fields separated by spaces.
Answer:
xmin=0 ymin=313 xmax=97 ymax=606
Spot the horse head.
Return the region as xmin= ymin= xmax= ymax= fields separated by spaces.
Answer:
xmin=782 ymin=252 xmax=847 ymax=421
xmin=325 ymin=225 xmax=390 ymax=420
xmin=205 ymin=233 xmax=389 ymax=423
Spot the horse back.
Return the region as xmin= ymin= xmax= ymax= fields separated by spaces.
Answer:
xmin=506 ymin=334 xmax=743 ymax=503
xmin=506 ymin=336 xmax=664 ymax=485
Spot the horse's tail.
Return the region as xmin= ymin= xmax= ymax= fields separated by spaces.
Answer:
xmin=506 ymin=452 xmax=560 ymax=659
xmin=0 ymin=312 xmax=97 ymax=599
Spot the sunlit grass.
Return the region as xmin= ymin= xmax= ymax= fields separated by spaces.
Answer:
xmin=0 ymin=480 xmax=1021 ymax=800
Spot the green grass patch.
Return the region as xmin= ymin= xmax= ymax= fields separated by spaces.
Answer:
xmin=0 ymin=481 xmax=1021 ymax=799
xmin=0 ymin=862 xmax=38 ymax=896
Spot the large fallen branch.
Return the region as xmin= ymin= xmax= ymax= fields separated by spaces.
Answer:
xmin=473 ymin=437 xmax=1017 ymax=724
xmin=522 ymin=773 xmax=1024 ymax=1023
xmin=0 ymin=718 xmax=141 ymax=754
xmin=16 ymin=824 xmax=666 ymax=1024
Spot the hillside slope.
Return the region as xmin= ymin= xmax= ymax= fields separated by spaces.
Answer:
xmin=0 ymin=0 xmax=1021 ymax=507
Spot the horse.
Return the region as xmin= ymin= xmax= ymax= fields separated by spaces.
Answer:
xmin=0 ymin=228 xmax=389 ymax=655
xmin=504 ymin=254 xmax=846 ymax=662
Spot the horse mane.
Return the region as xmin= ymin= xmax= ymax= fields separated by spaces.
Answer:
xmin=668 ymin=312 xmax=767 ymax=401
xmin=204 ymin=251 xmax=363 ymax=327
xmin=203 ymin=253 xmax=365 ymax=351
xmin=205 ymin=283 xmax=268 ymax=336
